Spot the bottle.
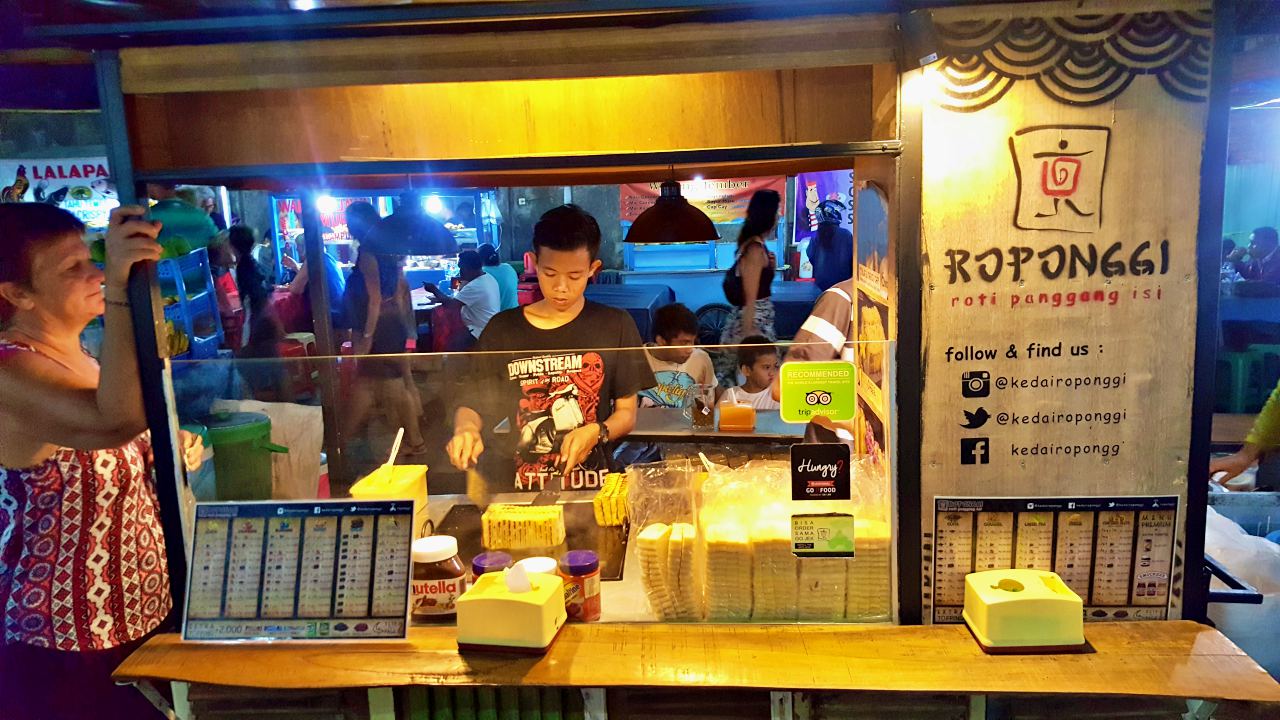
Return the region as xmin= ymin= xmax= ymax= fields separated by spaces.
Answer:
xmin=558 ymin=550 xmax=602 ymax=622
xmin=411 ymin=536 xmax=466 ymax=623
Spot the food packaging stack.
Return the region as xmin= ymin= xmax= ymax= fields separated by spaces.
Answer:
xmin=702 ymin=521 xmax=753 ymax=621
xmin=797 ymin=558 xmax=849 ymax=621
xmin=750 ymin=512 xmax=799 ymax=622
xmin=846 ymin=519 xmax=893 ymax=621
xmin=637 ymin=523 xmax=678 ymax=620
xmin=666 ymin=523 xmax=699 ymax=620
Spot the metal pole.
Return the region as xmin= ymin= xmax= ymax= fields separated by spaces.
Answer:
xmin=94 ymin=50 xmax=189 ymax=616
xmin=1185 ymin=0 xmax=1237 ymax=624
xmin=300 ymin=191 xmax=348 ymax=487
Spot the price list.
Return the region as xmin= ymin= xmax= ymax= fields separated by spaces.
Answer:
xmin=184 ymin=500 xmax=415 ymax=642
xmin=930 ymin=496 xmax=1177 ymax=623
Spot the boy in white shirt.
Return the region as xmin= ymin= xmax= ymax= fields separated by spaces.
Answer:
xmin=638 ymin=304 xmax=716 ymax=408
xmin=721 ymin=336 xmax=780 ymax=410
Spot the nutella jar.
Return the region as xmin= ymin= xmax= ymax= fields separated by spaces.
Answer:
xmin=411 ymin=536 xmax=467 ymax=623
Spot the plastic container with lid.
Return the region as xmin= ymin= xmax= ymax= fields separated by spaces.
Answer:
xmin=204 ymin=411 xmax=288 ymax=501
xmin=471 ymin=551 xmax=514 ymax=580
xmin=514 ymin=556 xmax=558 ymax=577
xmin=559 ymin=550 xmax=602 ymax=622
xmin=411 ymin=535 xmax=467 ymax=623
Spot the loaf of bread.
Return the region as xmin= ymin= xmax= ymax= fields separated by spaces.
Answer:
xmin=481 ymin=504 xmax=566 ymax=550
xmin=593 ymin=472 xmax=629 ymax=527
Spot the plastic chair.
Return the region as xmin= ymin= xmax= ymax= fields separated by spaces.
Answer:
xmin=1216 ymin=351 xmax=1266 ymax=414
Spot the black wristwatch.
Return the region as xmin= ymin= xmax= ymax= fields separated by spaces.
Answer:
xmin=597 ymin=422 xmax=611 ymax=446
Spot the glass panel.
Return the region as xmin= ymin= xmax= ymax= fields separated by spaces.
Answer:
xmin=168 ymin=336 xmax=894 ymax=624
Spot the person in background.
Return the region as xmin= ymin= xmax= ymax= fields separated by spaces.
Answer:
xmin=1227 ymin=226 xmax=1280 ymax=284
xmin=808 ymin=199 xmax=854 ymax=291
xmin=343 ymin=202 xmax=427 ymax=458
xmin=227 ymin=225 xmax=287 ymax=398
xmin=772 ymin=278 xmax=861 ymax=444
xmin=282 ymin=247 xmax=348 ymax=330
xmin=447 ymin=204 xmax=654 ymax=492
xmin=146 ymin=183 xmax=219 ymax=251
xmin=639 ymin=303 xmax=716 ymax=408
xmin=479 ymin=243 xmax=519 ymax=311
xmin=717 ymin=189 xmax=779 ymax=385
xmin=209 ymin=239 xmax=242 ymax=339
xmin=423 ymin=249 xmax=500 ymax=350
xmin=720 ymin=336 xmax=780 ymax=410
xmin=452 ymin=201 xmax=477 ymax=229
xmin=195 ymin=186 xmax=227 ymax=231
xmin=0 ymin=203 xmax=181 ymax=719
xmin=387 ymin=191 xmax=457 ymax=257
xmin=1211 ymin=381 xmax=1280 ymax=487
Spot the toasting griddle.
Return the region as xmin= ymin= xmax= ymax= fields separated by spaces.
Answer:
xmin=435 ymin=500 xmax=629 ymax=581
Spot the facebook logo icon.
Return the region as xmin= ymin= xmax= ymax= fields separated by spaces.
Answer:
xmin=960 ymin=438 xmax=989 ymax=465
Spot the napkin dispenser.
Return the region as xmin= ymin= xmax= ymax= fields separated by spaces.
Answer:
xmin=962 ymin=569 xmax=1084 ymax=653
xmin=457 ymin=565 xmax=567 ymax=654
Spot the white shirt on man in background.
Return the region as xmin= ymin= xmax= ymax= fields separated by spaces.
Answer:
xmin=455 ymin=272 xmax=501 ymax=338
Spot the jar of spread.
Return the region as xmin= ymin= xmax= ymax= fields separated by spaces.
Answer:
xmin=471 ymin=551 xmax=513 ymax=581
xmin=514 ymin=556 xmax=558 ymax=576
xmin=411 ymin=536 xmax=466 ymax=623
xmin=558 ymin=550 xmax=601 ymax=622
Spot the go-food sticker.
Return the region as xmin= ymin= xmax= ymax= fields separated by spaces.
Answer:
xmin=791 ymin=513 xmax=856 ymax=558
xmin=779 ymin=361 xmax=857 ymax=423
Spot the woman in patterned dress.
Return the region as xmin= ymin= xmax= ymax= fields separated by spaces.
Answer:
xmin=0 ymin=203 xmax=171 ymax=719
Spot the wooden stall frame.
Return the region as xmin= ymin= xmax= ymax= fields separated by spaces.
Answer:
xmin=79 ymin=0 xmax=1240 ymax=642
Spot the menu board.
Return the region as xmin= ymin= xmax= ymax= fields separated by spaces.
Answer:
xmin=184 ymin=500 xmax=414 ymax=641
xmin=930 ymin=496 xmax=1177 ymax=624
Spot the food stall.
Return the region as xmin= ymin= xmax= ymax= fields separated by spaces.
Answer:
xmin=33 ymin=0 xmax=1280 ymax=716
xmin=616 ymin=174 xmax=825 ymax=338
xmin=270 ymin=189 xmax=499 ymax=284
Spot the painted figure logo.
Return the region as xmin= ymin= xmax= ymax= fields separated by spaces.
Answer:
xmin=1041 ymin=155 xmax=1081 ymax=198
xmin=1010 ymin=125 xmax=1110 ymax=233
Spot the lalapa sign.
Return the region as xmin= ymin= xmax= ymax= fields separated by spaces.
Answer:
xmin=0 ymin=158 xmax=117 ymax=228
xmin=917 ymin=3 xmax=1212 ymax=623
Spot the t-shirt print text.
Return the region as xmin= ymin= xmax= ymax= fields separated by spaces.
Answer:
xmin=510 ymin=351 xmax=606 ymax=491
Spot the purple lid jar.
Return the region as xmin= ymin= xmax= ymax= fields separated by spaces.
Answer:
xmin=471 ymin=551 xmax=514 ymax=578
xmin=558 ymin=549 xmax=600 ymax=576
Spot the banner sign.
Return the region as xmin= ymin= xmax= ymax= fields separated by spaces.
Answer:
xmin=620 ymin=176 xmax=785 ymax=224
xmin=918 ymin=4 xmax=1212 ymax=622
xmin=793 ymin=169 xmax=855 ymax=245
xmin=0 ymin=158 xmax=117 ymax=228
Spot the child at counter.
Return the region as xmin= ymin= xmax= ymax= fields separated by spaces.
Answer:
xmin=446 ymin=205 xmax=655 ymax=492
xmin=721 ymin=336 xmax=780 ymax=410
xmin=639 ymin=303 xmax=716 ymax=409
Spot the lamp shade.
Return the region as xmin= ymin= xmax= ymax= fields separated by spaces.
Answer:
xmin=624 ymin=180 xmax=720 ymax=244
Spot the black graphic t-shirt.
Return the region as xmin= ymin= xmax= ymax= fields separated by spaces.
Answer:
xmin=466 ymin=302 xmax=655 ymax=492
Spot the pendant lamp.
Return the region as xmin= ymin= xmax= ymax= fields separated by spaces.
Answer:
xmin=624 ymin=179 xmax=720 ymax=244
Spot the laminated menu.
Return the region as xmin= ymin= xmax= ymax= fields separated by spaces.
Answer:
xmin=184 ymin=500 xmax=415 ymax=641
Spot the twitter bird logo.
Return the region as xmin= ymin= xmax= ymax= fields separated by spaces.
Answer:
xmin=960 ymin=407 xmax=990 ymax=429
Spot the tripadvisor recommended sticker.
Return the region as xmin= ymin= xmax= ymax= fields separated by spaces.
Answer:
xmin=779 ymin=361 xmax=856 ymax=423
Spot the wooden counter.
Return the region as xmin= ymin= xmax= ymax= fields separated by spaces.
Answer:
xmin=115 ymin=621 xmax=1280 ymax=703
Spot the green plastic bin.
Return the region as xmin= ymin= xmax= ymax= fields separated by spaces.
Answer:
xmin=205 ymin=412 xmax=288 ymax=500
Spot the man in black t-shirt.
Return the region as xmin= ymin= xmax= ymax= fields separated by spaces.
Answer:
xmin=447 ymin=205 xmax=654 ymax=492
